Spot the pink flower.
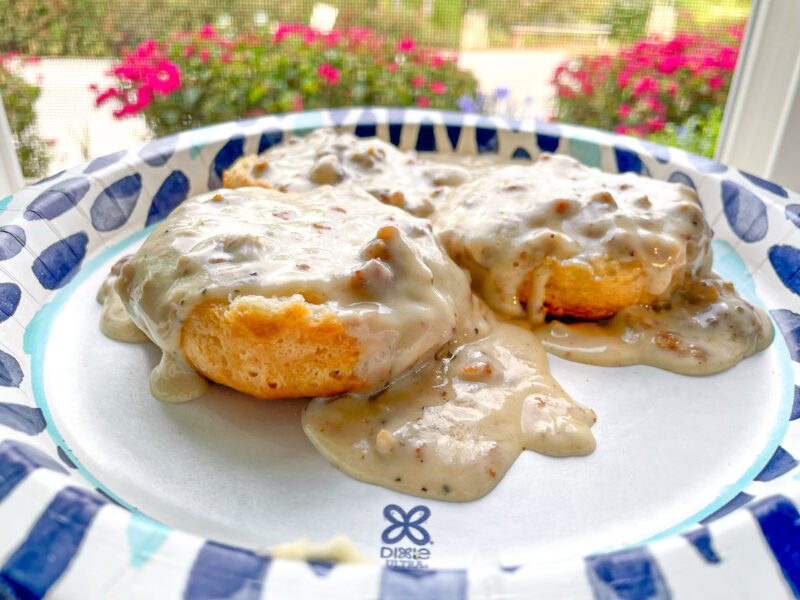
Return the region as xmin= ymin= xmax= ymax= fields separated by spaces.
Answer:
xmin=646 ymin=117 xmax=666 ymax=132
xmin=617 ymin=103 xmax=631 ymax=119
xmin=411 ymin=75 xmax=425 ymax=88
xmin=113 ymin=84 xmax=153 ymax=117
xmin=415 ymin=96 xmax=431 ymax=108
xmin=430 ymin=53 xmax=446 ymax=68
xmin=632 ymin=76 xmax=658 ymax=97
xmin=397 ymin=37 xmax=416 ymax=52
xmin=645 ymin=97 xmax=665 ymax=113
xmin=386 ymin=62 xmax=398 ymax=73
xmin=221 ymin=53 xmax=231 ymax=64
xmin=429 ymin=81 xmax=447 ymax=95
xmin=200 ymin=49 xmax=209 ymax=63
xmin=95 ymin=87 xmax=122 ymax=106
xmin=708 ymin=75 xmax=724 ymax=89
xmin=149 ymin=60 xmax=181 ymax=94
xmin=616 ymin=69 xmax=631 ymax=90
xmin=199 ymin=24 xmax=217 ymax=39
xmin=323 ymin=30 xmax=342 ymax=47
xmin=667 ymin=81 xmax=679 ymax=96
xmin=317 ymin=62 xmax=340 ymax=85
xmin=581 ymin=82 xmax=594 ymax=94
xmin=183 ymin=45 xmax=194 ymax=58
xmin=614 ymin=125 xmax=629 ymax=135
xmin=658 ymin=55 xmax=687 ymax=75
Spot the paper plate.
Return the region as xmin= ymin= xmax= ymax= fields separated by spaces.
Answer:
xmin=1 ymin=108 xmax=799 ymax=599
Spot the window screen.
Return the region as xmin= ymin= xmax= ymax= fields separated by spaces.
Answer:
xmin=0 ymin=0 xmax=751 ymax=179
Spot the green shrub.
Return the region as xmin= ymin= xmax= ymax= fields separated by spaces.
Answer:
xmin=648 ymin=105 xmax=722 ymax=158
xmin=0 ymin=54 xmax=52 ymax=178
xmin=94 ymin=24 xmax=479 ymax=137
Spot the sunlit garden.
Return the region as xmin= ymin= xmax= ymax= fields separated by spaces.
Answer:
xmin=0 ymin=0 xmax=750 ymax=178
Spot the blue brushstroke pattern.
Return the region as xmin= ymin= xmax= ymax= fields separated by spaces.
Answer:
xmin=84 ymin=150 xmax=126 ymax=174
xmin=512 ymin=147 xmax=532 ymax=160
xmin=536 ymin=133 xmax=559 ymax=153
xmin=0 ymin=282 xmax=21 ymax=322
xmin=740 ymin=170 xmax=789 ymax=198
xmin=721 ymin=180 xmax=768 ymax=242
xmin=585 ymin=547 xmax=671 ymax=599
xmin=614 ymin=148 xmax=644 ymax=174
xmin=756 ymin=446 xmax=799 ymax=482
xmin=389 ymin=124 xmax=403 ymax=147
xmin=667 ymin=171 xmax=696 ymax=191
xmin=771 ymin=309 xmax=800 ymax=361
xmin=749 ymin=495 xmax=800 ymax=598
xmin=307 ymin=560 xmax=336 ymax=577
xmin=139 ymin=135 xmax=178 ymax=167
xmin=90 ymin=174 xmax=142 ymax=231
xmin=769 ymin=246 xmax=800 ymax=296
xmin=792 ymin=386 xmax=800 ymax=421
xmin=25 ymin=177 xmax=90 ymax=221
xmin=0 ymin=487 xmax=104 ymax=600
xmin=682 ymin=526 xmax=721 ymax=563
xmin=0 ymin=349 xmax=23 ymax=387
xmin=416 ymin=122 xmax=436 ymax=152
xmin=379 ymin=568 xmax=468 ymax=600
xmin=787 ymin=205 xmax=800 ymax=229
xmin=258 ymin=130 xmax=283 ymax=153
xmin=700 ymin=491 xmax=755 ymax=524
xmin=0 ymin=439 xmax=67 ymax=501
xmin=446 ymin=125 xmax=461 ymax=150
xmin=355 ymin=110 xmax=377 ymax=138
xmin=0 ymin=440 xmax=67 ymax=501
xmin=56 ymin=446 xmax=76 ymax=469
xmin=207 ymin=137 xmax=244 ymax=189
xmin=475 ymin=127 xmax=498 ymax=153
xmin=184 ymin=542 xmax=269 ymax=600
xmin=0 ymin=225 xmax=26 ymax=261
xmin=0 ymin=403 xmax=46 ymax=435
xmin=32 ymin=231 xmax=89 ymax=290
xmin=146 ymin=171 xmax=189 ymax=226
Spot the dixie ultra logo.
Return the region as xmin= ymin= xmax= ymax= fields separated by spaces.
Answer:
xmin=380 ymin=504 xmax=433 ymax=568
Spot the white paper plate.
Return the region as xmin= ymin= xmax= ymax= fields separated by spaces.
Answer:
xmin=1 ymin=108 xmax=799 ymax=599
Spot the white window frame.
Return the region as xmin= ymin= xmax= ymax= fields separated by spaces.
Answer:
xmin=716 ymin=0 xmax=800 ymax=191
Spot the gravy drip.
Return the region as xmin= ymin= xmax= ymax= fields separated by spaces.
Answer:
xmin=535 ymin=275 xmax=774 ymax=374
xmin=226 ymin=128 xmax=472 ymax=216
xmin=112 ymin=186 xmax=475 ymax=402
xmin=96 ymin=256 xmax=149 ymax=343
xmin=303 ymin=314 xmax=596 ymax=502
xmin=433 ymin=154 xmax=712 ymax=321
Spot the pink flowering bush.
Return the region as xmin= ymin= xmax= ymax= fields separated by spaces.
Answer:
xmin=552 ymin=24 xmax=743 ymax=152
xmin=95 ymin=24 xmax=478 ymax=136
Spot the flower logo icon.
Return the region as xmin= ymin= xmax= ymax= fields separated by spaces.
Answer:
xmin=381 ymin=504 xmax=431 ymax=545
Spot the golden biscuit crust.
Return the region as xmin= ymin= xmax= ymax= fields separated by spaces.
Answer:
xmin=222 ymin=155 xmax=274 ymax=190
xmin=181 ymin=295 xmax=364 ymax=400
xmin=519 ymin=257 xmax=659 ymax=320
